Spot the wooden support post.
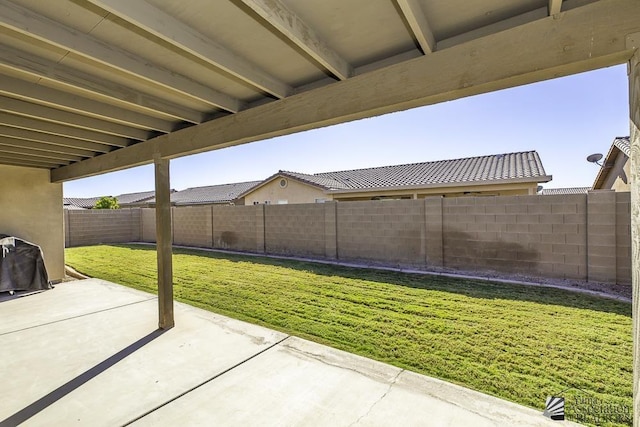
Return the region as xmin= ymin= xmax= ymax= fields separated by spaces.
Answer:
xmin=629 ymin=47 xmax=639 ymax=426
xmin=155 ymin=154 xmax=174 ymax=329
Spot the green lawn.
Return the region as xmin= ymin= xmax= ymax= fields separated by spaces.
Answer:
xmin=66 ymin=244 xmax=632 ymax=426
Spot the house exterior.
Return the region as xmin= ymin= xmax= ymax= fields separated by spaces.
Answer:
xmin=539 ymin=187 xmax=590 ymax=195
xmin=240 ymin=151 xmax=552 ymax=205
xmin=64 ymin=190 xmax=159 ymax=209
xmin=592 ymin=136 xmax=630 ymax=192
xmin=147 ymin=181 xmax=261 ymax=206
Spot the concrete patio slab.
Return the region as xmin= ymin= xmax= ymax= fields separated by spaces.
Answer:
xmin=0 ymin=280 xmax=579 ymax=426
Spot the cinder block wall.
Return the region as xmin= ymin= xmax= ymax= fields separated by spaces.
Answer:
xmin=265 ymin=204 xmax=325 ymax=256
xmin=173 ymin=206 xmax=212 ymax=248
xmin=140 ymin=208 xmax=156 ymax=242
xmin=65 ymin=209 xmax=140 ymax=247
xmin=66 ymin=192 xmax=632 ymax=285
xmin=442 ymin=194 xmax=588 ymax=280
xmin=211 ymin=205 xmax=258 ymax=252
xmin=337 ymin=200 xmax=425 ymax=266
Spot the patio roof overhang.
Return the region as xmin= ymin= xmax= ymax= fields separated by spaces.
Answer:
xmin=0 ymin=0 xmax=634 ymax=179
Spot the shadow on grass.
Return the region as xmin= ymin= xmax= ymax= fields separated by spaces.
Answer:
xmin=105 ymin=244 xmax=631 ymax=317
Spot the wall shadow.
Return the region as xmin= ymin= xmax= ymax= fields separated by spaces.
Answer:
xmin=443 ymin=229 xmax=540 ymax=273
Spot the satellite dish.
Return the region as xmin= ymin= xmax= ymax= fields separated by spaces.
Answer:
xmin=586 ymin=153 xmax=603 ymax=165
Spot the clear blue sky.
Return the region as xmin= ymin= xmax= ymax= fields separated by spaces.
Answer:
xmin=64 ymin=64 xmax=630 ymax=197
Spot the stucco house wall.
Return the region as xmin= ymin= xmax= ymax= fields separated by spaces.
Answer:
xmin=332 ymin=182 xmax=539 ymax=201
xmin=245 ymin=179 xmax=539 ymax=204
xmin=0 ymin=165 xmax=64 ymax=281
xmin=602 ymin=154 xmax=631 ymax=192
xmin=244 ymin=177 xmax=329 ymax=205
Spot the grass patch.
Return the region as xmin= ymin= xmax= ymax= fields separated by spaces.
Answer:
xmin=66 ymin=244 xmax=632 ymax=426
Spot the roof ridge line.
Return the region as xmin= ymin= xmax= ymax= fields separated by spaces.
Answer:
xmin=314 ymin=150 xmax=540 ymax=176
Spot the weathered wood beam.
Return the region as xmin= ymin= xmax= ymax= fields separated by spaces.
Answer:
xmin=0 ymin=97 xmax=149 ymax=141
xmin=0 ymin=158 xmax=54 ymax=169
xmin=51 ymin=0 xmax=640 ymax=182
xmin=154 ymin=155 xmax=174 ymax=330
xmin=0 ymin=44 xmax=204 ymax=124
xmin=396 ymin=0 xmax=436 ymax=53
xmin=0 ymin=125 xmax=112 ymax=153
xmin=628 ymin=35 xmax=640 ymax=427
xmin=0 ymin=1 xmax=243 ymax=112
xmin=239 ymin=0 xmax=353 ymax=80
xmin=0 ymin=135 xmax=96 ymax=157
xmin=0 ymin=144 xmax=83 ymax=162
xmin=86 ymin=0 xmax=291 ymax=99
xmin=438 ymin=6 xmax=548 ymax=50
xmin=0 ymin=152 xmax=65 ymax=166
xmin=549 ymin=0 xmax=563 ymax=16
xmin=0 ymin=112 xmax=129 ymax=147
xmin=0 ymin=74 xmax=173 ymax=132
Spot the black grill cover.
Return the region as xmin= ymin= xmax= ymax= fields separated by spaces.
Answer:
xmin=0 ymin=234 xmax=51 ymax=293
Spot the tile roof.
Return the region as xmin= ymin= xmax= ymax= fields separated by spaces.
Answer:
xmin=63 ymin=197 xmax=100 ymax=209
xmin=592 ymin=136 xmax=630 ymax=190
xmin=114 ymin=190 xmax=156 ymax=205
xmin=613 ymin=136 xmax=630 ymax=157
xmin=167 ymin=181 xmax=262 ymax=205
xmin=273 ymin=151 xmax=550 ymax=192
xmin=539 ymin=187 xmax=590 ymax=195
xmin=64 ymin=191 xmax=157 ymax=208
xmin=63 ymin=203 xmax=88 ymax=210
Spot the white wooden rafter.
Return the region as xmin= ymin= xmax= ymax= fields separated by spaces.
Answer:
xmin=396 ymin=0 xmax=436 ymax=53
xmin=239 ymin=0 xmax=353 ymax=80
xmin=0 ymin=1 xmax=243 ymax=112
xmin=86 ymin=0 xmax=291 ymax=99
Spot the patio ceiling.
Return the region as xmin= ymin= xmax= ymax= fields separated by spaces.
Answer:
xmin=0 ymin=0 xmax=638 ymax=180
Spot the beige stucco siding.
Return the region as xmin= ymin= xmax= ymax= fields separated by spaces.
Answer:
xmin=609 ymin=156 xmax=631 ymax=192
xmin=332 ymin=183 xmax=538 ymax=201
xmin=244 ymin=178 xmax=328 ymax=205
xmin=0 ymin=165 xmax=64 ymax=281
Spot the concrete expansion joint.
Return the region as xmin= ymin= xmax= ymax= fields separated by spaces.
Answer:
xmin=348 ymin=369 xmax=403 ymax=427
xmin=0 ymin=297 xmax=156 ymax=337
xmin=124 ymin=335 xmax=291 ymax=426
xmin=282 ymin=342 xmax=393 ymax=380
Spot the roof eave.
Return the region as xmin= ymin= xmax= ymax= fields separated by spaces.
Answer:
xmin=324 ymin=175 xmax=553 ymax=194
xmin=591 ymin=145 xmax=622 ymax=190
xmin=236 ymin=172 xmax=329 ymax=199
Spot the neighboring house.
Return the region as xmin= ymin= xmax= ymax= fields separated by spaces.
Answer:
xmin=592 ymin=136 xmax=630 ymax=191
xmin=240 ymin=151 xmax=552 ymax=205
xmin=63 ymin=190 xmax=160 ymax=209
xmin=113 ymin=190 xmax=157 ymax=207
xmin=63 ymin=197 xmax=99 ymax=210
xmin=539 ymin=187 xmax=590 ymax=195
xmin=147 ymin=181 xmax=262 ymax=206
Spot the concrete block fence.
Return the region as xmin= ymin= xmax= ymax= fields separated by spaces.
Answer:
xmin=64 ymin=191 xmax=632 ymax=285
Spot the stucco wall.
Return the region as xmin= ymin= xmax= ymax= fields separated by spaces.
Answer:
xmin=333 ymin=182 xmax=539 ymax=201
xmin=611 ymin=157 xmax=631 ymax=191
xmin=245 ymin=178 xmax=540 ymax=204
xmin=0 ymin=165 xmax=64 ymax=281
xmin=244 ymin=178 xmax=328 ymax=205
xmin=600 ymin=154 xmax=630 ymax=191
